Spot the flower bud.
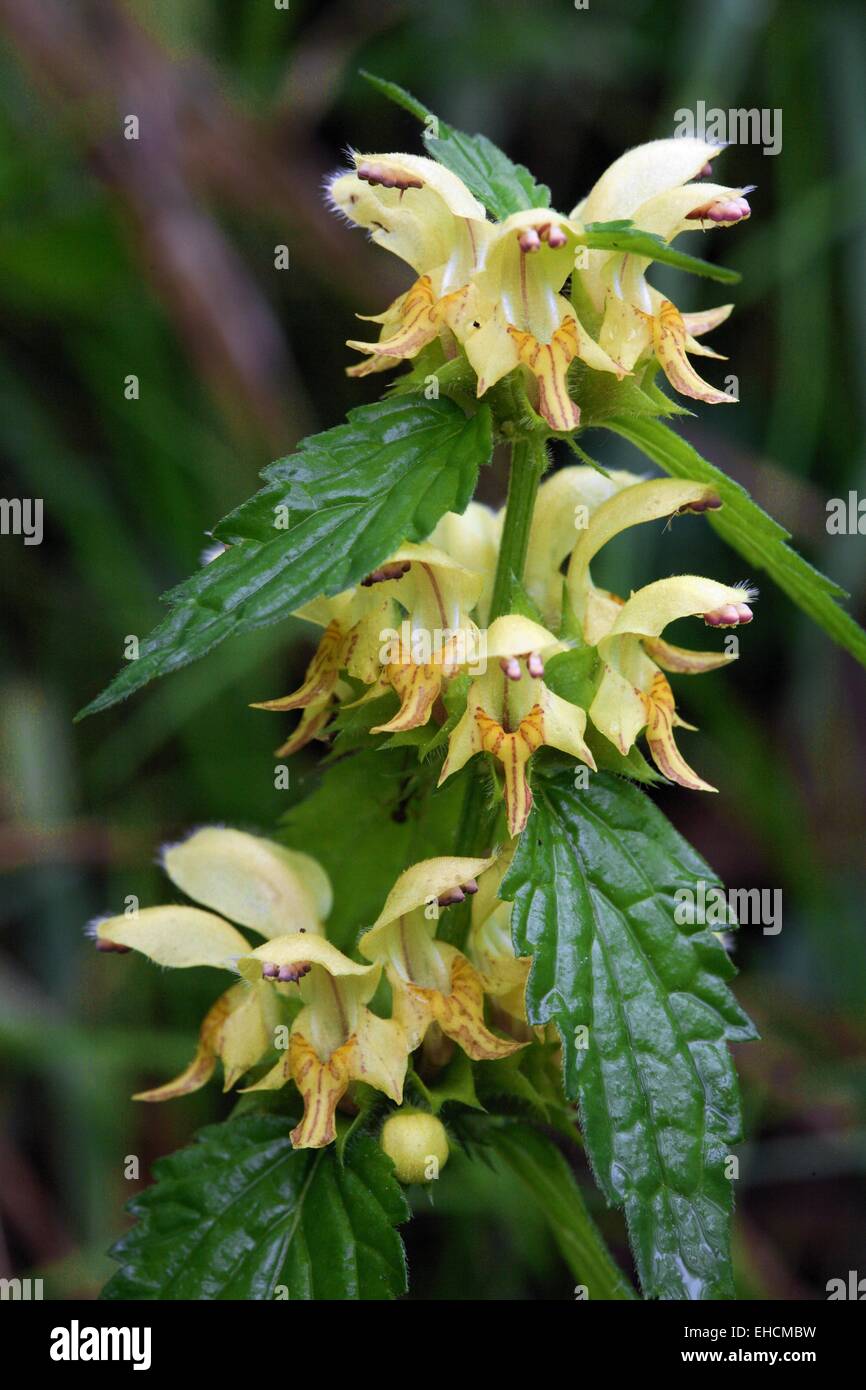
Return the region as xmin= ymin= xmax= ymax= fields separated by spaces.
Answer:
xmin=380 ymin=1110 xmax=450 ymax=1184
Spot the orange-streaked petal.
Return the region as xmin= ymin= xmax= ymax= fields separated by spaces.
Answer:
xmin=288 ymin=1030 xmax=353 ymax=1149
xmin=273 ymin=699 xmax=333 ymax=756
xmin=371 ymin=663 xmax=444 ymax=734
xmin=508 ymin=318 xmax=580 ymax=431
xmin=477 ymin=706 xmax=544 ymax=838
xmin=644 ymin=672 xmax=717 ymax=792
xmin=431 ymin=949 xmax=525 ymax=1060
xmin=133 ymin=988 xmax=231 ymax=1101
xmin=251 ymin=621 xmax=345 ymax=712
xmin=652 ymin=300 xmax=735 ymax=405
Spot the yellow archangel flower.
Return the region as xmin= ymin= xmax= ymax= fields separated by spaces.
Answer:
xmin=90 ymin=827 xmax=332 ymax=1103
xmin=253 ymin=540 xmax=486 ymax=745
xmin=566 ymin=477 xmax=756 ymax=790
xmin=236 ymin=936 xmax=408 ymax=1150
xmin=328 ymin=153 xmax=622 ymax=431
xmin=439 ymin=614 xmax=596 ymax=837
xmin=573 ymin=137 xmax=752 ymax=404
xmin=359 ymin=856 xmax=526 ymax=1062
xmin=328 ymin=140 xmax=752 ymax=429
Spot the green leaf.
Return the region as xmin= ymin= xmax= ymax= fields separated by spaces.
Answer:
xmin=278 ymin=749 xmax=465 ymax=953
xmin=607 ymin=415 xmax=866 ymax=671
xmin=487 ymin=1122 xmax=636 ymax=1300
xmin=359 ymin=70 xmax=431 ymax=123
xmin=361 ymin=71 xmax=550 ymax=219
xmin=103 ymin=1111 xmax=409 ymax=1300
xmin=78 ymin=396 xmax=492 ymax=717
xmin=580 ymin=221 xmax=741 ymax=285
xmin=501 ymin=769 xmax=756 ymax=1300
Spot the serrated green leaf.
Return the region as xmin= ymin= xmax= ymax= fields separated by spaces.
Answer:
xmin=103 ymin=1111 xmax=409 ymax=1300
xmin=580 ymin=221 xmax=741 ymax=284
xmin=501 ymin=769 xmax=756 ymax=1300
xmin=78 ymin=396 xmax=492 ymax=718
xmin=361 ymin=70 xmax=549 ymax=219
xmin=607 ymin=415 xmax=866 ymax=670
xmin=359 ymin=70 xmax=431 ymax=123
xmin=426 ymin=128 xmax=550 ymax=220
xmin=487 ymin=1122 xmax=636 ymax=1300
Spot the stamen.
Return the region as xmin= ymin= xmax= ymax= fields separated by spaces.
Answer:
xmin=361 ymin=560 xmax=411 ymax=587
xmin=676 ymin=495 xmax=723 ymax=514
xmin=95 ymin=939 xmax=131 ymax=954
xmin=527 ymin=652 xmax=545 ymax=678
xmin=500 ymin=656 xmax=522 ymax=680
xmin=462 ymin=878 xmax=479 ymax=895
xmin=518 ymin=229 xmax=542 ymax=253
xmin=686 ymin=190 xmax=754 ymax=224
xmin=277 ymin=962 xmax=311 ymax=983
xmin=698 ymin=162 xmax=714 ymax=177
xmin=262 ymin=962 xmax=279 ymax=978
xmin=357 ymin=162 xmax=424 ymax=191
xmin=702 ymin=603 xmax=753 ymax=627
xmin=437 ymin=887 xmax=466 ymax=906
xmin=547 ymin=224 xmax=568 ymax=248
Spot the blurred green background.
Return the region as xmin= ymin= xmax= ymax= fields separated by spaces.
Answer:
xmin=1 ymin=0 xmax=865 ymax=1299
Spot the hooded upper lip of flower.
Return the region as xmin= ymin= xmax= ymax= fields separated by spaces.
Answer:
xmin=439 ymin=613 xmax=596 ymax=838
xmin=358 ymin=855 xmax=525 ymax=1062
xmin=328 ymin=139 xmax=751 ymax=429
xmin=565 ymin=476 xmax=757 ymax=790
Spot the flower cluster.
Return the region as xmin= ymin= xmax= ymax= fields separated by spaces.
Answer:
xmin=91 ymin=132 xmax=756 ymax=1164
xmin=92 ymin=829 xmax=526 ymax=1150
xmin=327 ymin=138 xmax=751 ymax=430
xmin=256 ymin=466 xmax=755 ymax=836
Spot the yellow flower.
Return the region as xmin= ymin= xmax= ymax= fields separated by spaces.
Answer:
xmin=359 ymin=856 xmax=525 ymax=1062
xmin=329 ymin=140 xmax=752 ymax=429
xmin=236 ymin=935 xmax=409 ymax=1150
xmin=250 ymin=579 xmax=398 ymax=753
xmin=255 ymin=541 xmax=485 ymax=744
xmin=91 ymin=827 xmax=332 ymax=1100
xmin=566 ymin=476 xmax=756 ymax=789
xmin=329 ymin=153 xmax=488 ymax=375
xmin=460 ymin=208 xmax=623 ymax=429
xmin=355 ymin=541 xmax=485 ymax=734
xmin=572 ymin=138 xmax=752 ymax=403
xmin=439 ymin=615 xmax=595 ymax=837
xmin=329 ymin=154 xmax=620 ymax=430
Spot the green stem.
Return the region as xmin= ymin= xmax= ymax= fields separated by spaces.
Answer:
xmin=493 ymin=1123 xmax=637 ymax=1300
xmin=488 ymin=434 xmax=549 ymax=622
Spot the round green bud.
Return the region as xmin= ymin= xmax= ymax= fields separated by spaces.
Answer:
xmin=380 ymin=1111 xmax=450 ymax=1184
